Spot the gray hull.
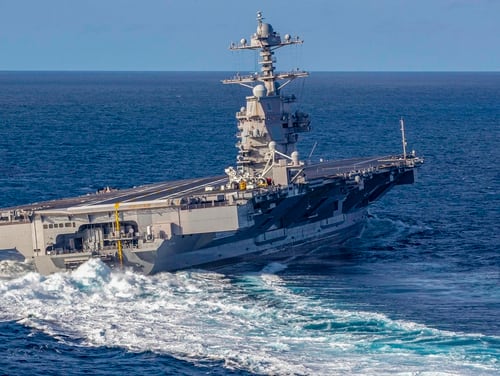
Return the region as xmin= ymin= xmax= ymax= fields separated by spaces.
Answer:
xmin=129 ymin=209 xmax=366 ymax=274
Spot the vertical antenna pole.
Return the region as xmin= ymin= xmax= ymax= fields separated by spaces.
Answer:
xmin=400 ymin=118 xmax=407 ymax=160
xmin=308 ymin=141 xmax=318 ymax=160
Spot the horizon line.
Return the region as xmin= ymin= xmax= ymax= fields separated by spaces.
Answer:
xmin=1 ymin=70 xmax=499 ymax=73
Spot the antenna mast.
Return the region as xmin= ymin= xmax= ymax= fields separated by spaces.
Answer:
xmin=400 ymin=118 xmax=407 ymax=160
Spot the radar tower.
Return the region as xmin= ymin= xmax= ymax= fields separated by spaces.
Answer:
xmin=223 ymin=12 xmax=310 ymax=188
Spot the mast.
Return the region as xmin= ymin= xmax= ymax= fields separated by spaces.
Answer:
xmin=400 ymin=118 xmax=407 ymax=160
xmin=223 ymin=11 xmax=308 ymax=95
xmin=223 ymin=12 xmax=310 ymax=188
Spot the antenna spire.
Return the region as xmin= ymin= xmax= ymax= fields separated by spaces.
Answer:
xmin=400 ymin=118 xmax=407 ymax=160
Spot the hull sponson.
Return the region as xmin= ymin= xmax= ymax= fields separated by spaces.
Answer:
xmin=0 ymin=222 xmax=33 ymax=259
xmin=130 ymin=167 xmax=406 ymax=274
xmin=142 ymin=209 xmax=367 ymax=274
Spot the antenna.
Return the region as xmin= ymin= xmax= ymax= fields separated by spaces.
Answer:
xmin=400 ymin=118 xmax=407 ymax=160
xmin=308 ymin=141 xmax=318 ymax=160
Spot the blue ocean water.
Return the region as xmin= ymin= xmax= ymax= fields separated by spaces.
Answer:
xmin=0 ymin=71 xmax=499 ymax=375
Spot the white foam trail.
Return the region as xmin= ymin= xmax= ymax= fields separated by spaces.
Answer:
xmin=0 ymin=260 xmax=35 ymax=279
xmin=260 ymin=262 xmax=288 ymax=274
xmin=0 ymin=259 xmax=497 ymax=375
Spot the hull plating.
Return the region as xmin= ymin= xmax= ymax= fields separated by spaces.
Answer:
xmin=128 ymin=209 xmax=367 ymax=274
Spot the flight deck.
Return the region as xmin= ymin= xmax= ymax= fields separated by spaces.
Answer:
xmin=2 ymin=155 xmax=411 ymax=216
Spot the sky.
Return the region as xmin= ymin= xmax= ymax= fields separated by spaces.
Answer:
xmin=0 ymin=0 xmax=499 ymax=71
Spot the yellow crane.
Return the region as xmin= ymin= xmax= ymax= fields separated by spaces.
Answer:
xmin=114 ymin=202 xmax=123 ymax=268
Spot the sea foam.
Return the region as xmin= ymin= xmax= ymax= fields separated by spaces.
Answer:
xmin=0 ymin=259 xmax=497 ymax=375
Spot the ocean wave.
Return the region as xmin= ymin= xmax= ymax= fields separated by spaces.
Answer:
xmin=0 ymin=259 xmax=35 ymax=279
xmin=0 ymin=259 xmax=498 ymax=375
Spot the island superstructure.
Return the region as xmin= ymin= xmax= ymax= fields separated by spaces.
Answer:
xmin=0 ymin=12 xmax=423 ymax=275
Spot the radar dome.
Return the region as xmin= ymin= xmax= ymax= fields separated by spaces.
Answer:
xmin=257 ymin=23 xmax=273 ymax=38
xmin=253 ymin=84 xmax=266 ymax=98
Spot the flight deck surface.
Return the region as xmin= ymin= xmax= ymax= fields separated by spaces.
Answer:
xmin=4 ymin=155 xmax=403 ymax=213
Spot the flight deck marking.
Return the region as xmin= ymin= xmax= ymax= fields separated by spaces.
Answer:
xmin=157 ymin=177 xmax=227 ymax=200
xmin=76 ymin=179 xmax=209 ymax=206
xmin=121 ymin=177 xmax=225 ymax=203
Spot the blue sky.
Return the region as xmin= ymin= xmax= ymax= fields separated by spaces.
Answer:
xmin=1 ymin=0 xmax=498 ymax=71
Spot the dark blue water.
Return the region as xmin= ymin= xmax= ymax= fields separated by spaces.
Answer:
xmin=0 ymin=72 xmax=499 ymax=375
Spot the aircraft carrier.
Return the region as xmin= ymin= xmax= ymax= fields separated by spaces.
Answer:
xmin=0 ymin=12 xmax=423 ymax=275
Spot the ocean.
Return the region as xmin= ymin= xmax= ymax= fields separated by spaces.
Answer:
xmin=0 ymin=71 xmax=498 ymax=375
